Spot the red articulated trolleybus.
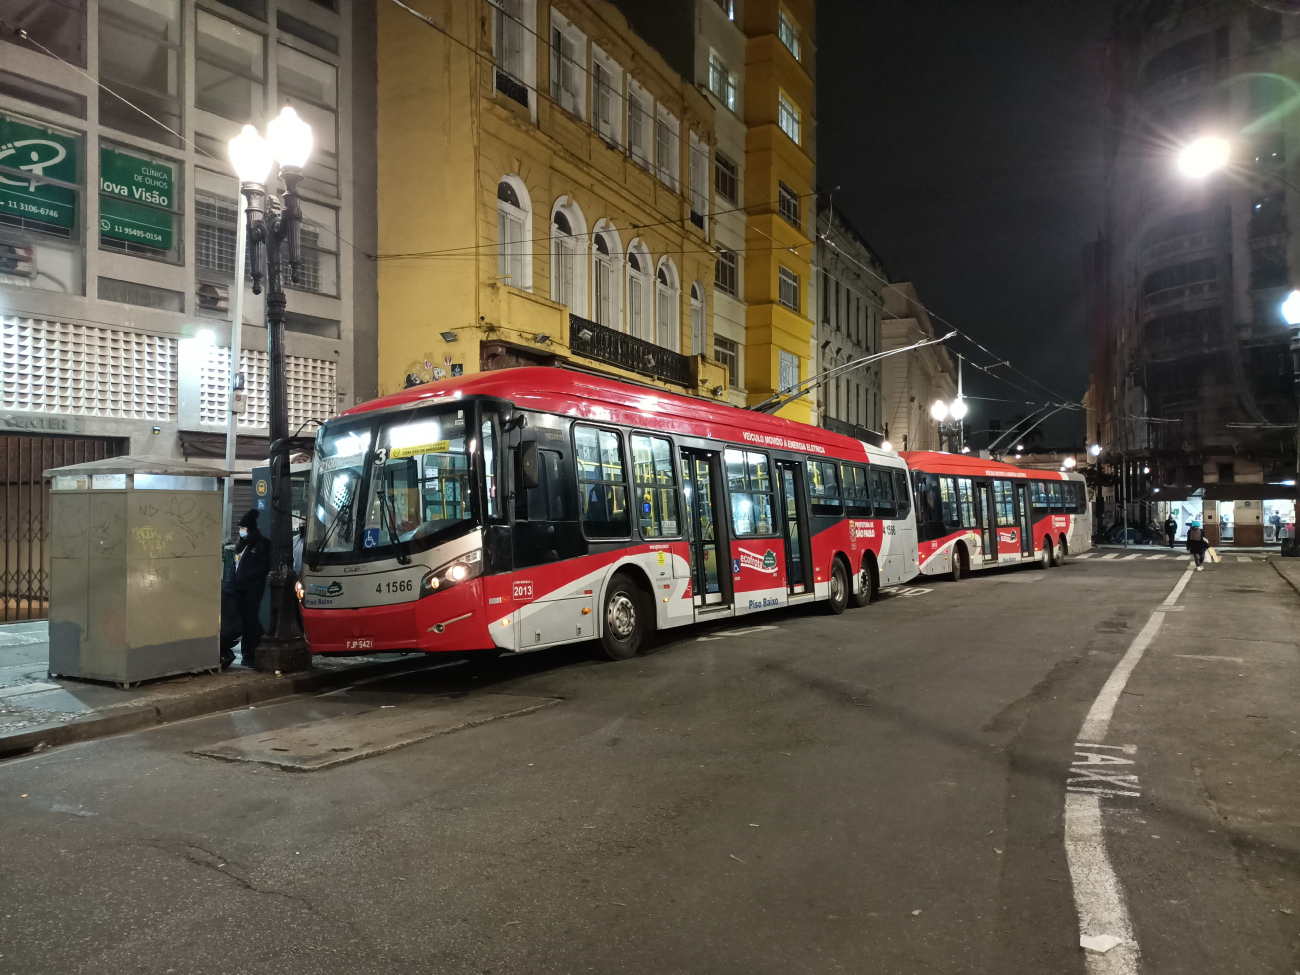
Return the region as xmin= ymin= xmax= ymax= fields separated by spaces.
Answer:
xmin=299 ymin=367 xmax=920 ymax=660
xmin=901 ymin=451 xmax=1091 ymax=581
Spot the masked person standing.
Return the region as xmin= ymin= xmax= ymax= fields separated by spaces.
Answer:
xmin=233 ymin=509 xmax=272 ymax=666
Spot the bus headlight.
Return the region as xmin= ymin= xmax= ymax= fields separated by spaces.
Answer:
xmin=420 ymin=548 xmax=483 ymax=596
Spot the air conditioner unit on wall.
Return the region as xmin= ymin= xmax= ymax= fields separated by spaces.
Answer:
xmin=196 ymin=282 xmax=230 ymax=314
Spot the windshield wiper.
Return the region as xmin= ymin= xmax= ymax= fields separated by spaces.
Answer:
xmin=381 ymin=469 xmax=412 ymax=564
xmin=309 ymin=499 xmax=351 ymax=571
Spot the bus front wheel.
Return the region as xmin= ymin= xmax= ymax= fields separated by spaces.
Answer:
xmin=601 ymin=573 xmax=646 ymax=660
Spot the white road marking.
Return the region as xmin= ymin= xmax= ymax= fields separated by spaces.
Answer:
xmin=1075 ymin=553 xmax=1094 ymax=559
xmin=1064 ymin=562 xmax=1195 ymax=973
xmin=1119 ymin=554 xmax=1140 ymax=561
xmin=1145 ymin=554 xmax=1167 ymax=560
xmin=1235 ymin=556 xmax=1252 ymax=563
xmin=1174 ymin=654 xmax=1244 ymax=664
xmin=1098 ymin=553 xmax=1118 ymax=560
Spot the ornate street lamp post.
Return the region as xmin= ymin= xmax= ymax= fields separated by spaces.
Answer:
xmin=228 ymin=107 xmax=314 ymax=673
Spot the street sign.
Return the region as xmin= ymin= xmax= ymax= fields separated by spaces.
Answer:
xmin=99 ymin=146 xmax=175 ymax=250
xmin=0 ymin=115 xmax=77 ymax=228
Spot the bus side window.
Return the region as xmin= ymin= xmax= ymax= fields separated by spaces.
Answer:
xmin=957 ymin=477 xmax=975 ymax=527
xmin=842 ymin=464 xmax=872 ymax=517
xmin=481 ymin=415 xmax=501 ymax=519
xmin=631 ymin=434 xmax=681 ymax=538
xmin=520 ymin=448 xmax=567 ymax=523
xmin=806 ymin=459 xmax=842 ymax=514
xmin=1032 ymin=480 xmax=1047 ymax=511
xmin=726 ymin=448 xmax=775 ymax=536
xmin=1048 ymin=481 xmax=1063 ymax=512
xmin=894 ymin=469 xmax=911 ymax=519
xmin=939 ymin=477 xmax=961 ymax=530
xmin=870 ymin=467 xmax=896 ymax=519
xmin=574 ymin=425 xmax=630 ymax=538
xmin=993 ymin=479 xmax=1016 ymax=526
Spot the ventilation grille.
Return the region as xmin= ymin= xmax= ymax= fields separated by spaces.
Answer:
xmin=2 ymin=317 xmax=178 ymax=419
xmin=199 ymin=346 xmax=335 ymax=432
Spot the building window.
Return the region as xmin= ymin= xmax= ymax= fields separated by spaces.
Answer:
xmin=592 ymin=50 xmax=622 ymax=145
xmin=294 ymin=200 xmax=339 ymax=296
xmin=778 ymin=266 xmax=800 ymax=312
xmin=98 ymin=141 xmax=182 ymax=264
xmin=0 ymin=111 xmax=83 ymax=295
xmin=549 ymin=12 xmax=585 ymax=119
xmin=194 ymin=168 xmax=240 ymax=316
xmin=778 ymin=10 xmax=800 ymax=60
xmin=277 ymin=44 xmax=338 ymax=193
xmin=778 ymin=91 xmax=801 ymax=145
xmin=627 ymin=243 xmax=651 ymax=339
xmin=1250 ymin=192 xmax=1287 ymax=238
xmin=628 ymin=83 xmax=652 ymax=170
xmin=1251 ymin=244 xmax=1289 ymax=290
xmin=656 ymin=108 xmax=679 ymax=191
xmin=551 ymin=199 xmax=587 ymax=315
xmin=714 ymin=152 xmax=738 ymax=206
xmin=4 ymin=0 xmax=87 ymax=67
xmin=497 ymin=176 xmax=531 ymax=290
xmin=778 ymin=180 xmax=800 ymax=230
xmin=778 ymin=349 xmax=799 ymax=393
xmin=656 ymin=259 xmax=680 ymax=351
xmin=592 ymin=227 xmax=619 ymax=329
xmin=494 ymin=0 xmax=531 ymax=107
xmin=689 ymin=133 xmax=709 ymax=228
xmin=98 ymin=0 xmax=183 ymax=147
xmin=195 ymin=9 xmax=266 ymax=128
xmin=690 ymin=281 xmax=705 ymax=356
xmin=708 ymin=52 xmax=738 ymax=112
xmin=714 ymin=0 xmax=735 ymax=19
xmin=715 ymin=335 xmax=739 ymax=388
xmin=715 ymin=246 xmax=738 ymax=296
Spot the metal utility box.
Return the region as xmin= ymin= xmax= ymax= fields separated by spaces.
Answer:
xmin=45 ymin=456 xmax=226 ymax=687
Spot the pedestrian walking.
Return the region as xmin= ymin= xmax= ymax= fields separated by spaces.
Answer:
xmin=1164 ymin=515 xmax=1177 ymax=548
xmin=232 ymin=509 xmax=271 ymax=666
xmin=1186 ymin=520 xmax=1208 ymax=570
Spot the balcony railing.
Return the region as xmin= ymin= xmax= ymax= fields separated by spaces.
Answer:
xmin=568 ymin=314 xmax=693 ymax=387
xmin=495 ymin=69 xmax=529 ymax=108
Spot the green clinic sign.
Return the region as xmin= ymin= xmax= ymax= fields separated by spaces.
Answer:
xmin=0 ymin=116 xmax=78 ymax=228
xmin=99 ymin=147 xmax=175 ymax=250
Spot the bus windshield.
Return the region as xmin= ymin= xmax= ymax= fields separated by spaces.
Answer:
xmin=307 ymin=405 xmax=479 ymax=563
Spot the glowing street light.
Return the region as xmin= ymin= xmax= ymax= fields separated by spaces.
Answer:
xmin=1063 ymin=456 xmax=1076 ymax=469
xmin=1089 ymin=444 xmax=1102 ymax=457
xmin=949 ymin=396 xmax=968 ymax=420
xmin=1178 ymin=136 xmax=1230 ymax=178
xmin=1282 ymin=289 xmax=1300 ymax=326
xmin=930 ymin=400 xmax=948 ymax=422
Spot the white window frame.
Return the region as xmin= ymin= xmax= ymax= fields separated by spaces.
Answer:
xmin=689 ymin=132 xmax=709 ymax=228
xmin=708 ymin=51 xmax=737 ymax=112
xmin=591 ymin=46 xmax=623 ymax=146
xmin=690 ymin=281 xmax=706 ymax=356
xmin=549 ymin=9 xmax=587 ymax=120
xmin=494 ymin=0 xmax=537 ymax=118
xmin=778 ymin=265 xmax=799 ymax=312
xmin=714 ymin=152 xmax=739 ymax=206
xmin=626 ymin=240 xmax=653 ymax=340
xmin=714 ymin=246 xmax=738 ymax=296
xmin=627 ymin=79 xmax=653 ymax=171
xmin=778 ymin=91 xmax=801 ymax=145
xmin=655 ymin=257 xmax=681 ymax=352
xmin=497 ymin=175 xmax=533 ymax=291
xmin=591 ymin=219 xmax=622 ymax=331
xmin=778 ymin=349 xmax=800 ymax=393
xmin=778 ymin=9 xmax=800 ymax=61
xmin=655 ymin=105 xmax=680 ymax=192
xmin=550 ymin=196 xmax=588 ymax=316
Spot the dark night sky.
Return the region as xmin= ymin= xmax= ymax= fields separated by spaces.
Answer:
xmin=817 ymin=0 xmax=1114 ymax=447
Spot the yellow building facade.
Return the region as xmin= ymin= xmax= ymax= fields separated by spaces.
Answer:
xmin=741 ymin=0 xmax=817 ymax=424
xmin=375 ymin=0 xmax=727 ymax=400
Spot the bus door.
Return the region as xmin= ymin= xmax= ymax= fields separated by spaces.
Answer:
xmin=681 ymin=448 xmax=729 ymax=608
xmin=977 ymin=481 xmax=998 ymax=563
xmin=1016 ymin=482 xmax=1033 ymax=557
xmin=775 ymin=459 xmax=811 ymax=595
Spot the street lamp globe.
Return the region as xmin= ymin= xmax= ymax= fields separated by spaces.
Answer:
xmin=1089 ymin=444 xmax=1102 ymax=457
xmin=930 ymin=400 xmax=948 ymax=422
xmin=1063 ymin=456 xmax=1076 ymax=468
xmin=267 ymin=106 xmax=313 ymax=169
xmin=228 ymin=124 xmax=274 ymax=184
xmin=1282 ymin=289 xmax=1300 ymax=326
xmin=1178 ymin=136 xmax=1230 ymax=177
xmin=881 ymin=440 xmax=892 ymax=452
xmin=949 ymin=397 xmax=968 ymax=420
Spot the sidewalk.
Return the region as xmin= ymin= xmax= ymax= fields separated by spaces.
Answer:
xmin=0 ymin=621 xmax=431 ymax=759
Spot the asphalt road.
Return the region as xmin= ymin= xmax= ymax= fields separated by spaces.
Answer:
xmin=1 ymin=555 xmax=1296 ymax=974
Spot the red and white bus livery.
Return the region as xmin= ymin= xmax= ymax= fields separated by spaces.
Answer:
xmin=901 ymin=451 xmax=1091 ymax=580
xmin=300 ymin=367 xmax=919 ymax=660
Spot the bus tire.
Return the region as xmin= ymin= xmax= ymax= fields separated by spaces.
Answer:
xmin=1058 ymin=534 xmax=1069 ymax=562
xmin=600 ymin=572 xmax=646 ymax=660
xmin=825 ymin=558 xmax=850 ymax=615
xmin=1032 ymin=539 xmax=1049 ymax=570
xmin=951 ymin=543 xmax=967 ymax=583
xmin=1043 ymin=537 xmax=1056 ymax=568
xmin=849 ymin=556 xmax=877 ymax=608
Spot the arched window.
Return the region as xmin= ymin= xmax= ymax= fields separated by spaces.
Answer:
xmin=591 ymin=219 xmax=622 ymax=330
xmin=550 ymin=196 xmax=588 ymax=315
xmin=655 ymin=258 xmax=680 ymax=351
xmin=626 ymin=240 xmax=652 ymax=340
xmin=497 ymin=176 xmax=532 ymax=290
xmin=690 ymin=281 xmax=705 ymax=356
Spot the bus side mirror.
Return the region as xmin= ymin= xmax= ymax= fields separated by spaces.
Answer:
xmin=518 ymin=441 xmax=540 ymax=490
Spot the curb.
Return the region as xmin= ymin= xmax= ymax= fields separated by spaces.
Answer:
xmin=0 ymin=654 xmax=438 ymax=760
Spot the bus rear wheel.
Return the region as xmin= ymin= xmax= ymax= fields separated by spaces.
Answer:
xmin=849 ymin=558 xmax=877 ymax=608
xmin=951 ymin=544 xmax=967 ymax=582
xmin=600 ymin=572 xmax=646 ymax=660
xmin=1043 ymin=537 xmax=1056 ymax=567
xmin=825 ymin=559 xmax=850 ymax=615
xmin=1058 ymin=534 xmax=1069 ymax=562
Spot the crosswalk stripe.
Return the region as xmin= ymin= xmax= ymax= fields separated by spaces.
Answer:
xmin=1146 ymin=554 xmax=1167 ymax=560
xmin=1075 ymin=553 xmax=1093 ymax=559
xmin=1236 ymin=556 xmax=1252 ymax=563
xmin=1099 ymin=553 xmax=1118 ymax=560
xmin=1120 ymin=554 xmax=1140 ymax=561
